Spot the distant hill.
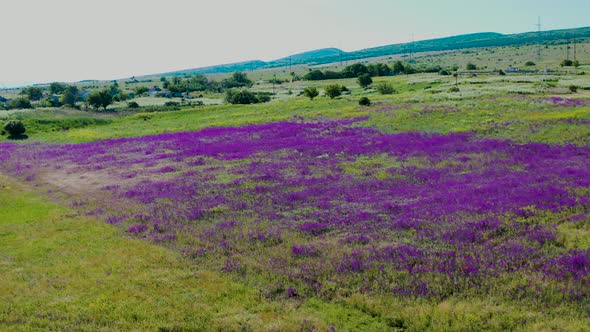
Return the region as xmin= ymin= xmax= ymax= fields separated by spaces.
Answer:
xmin=154 ymin=26 xmax=590 ymax=77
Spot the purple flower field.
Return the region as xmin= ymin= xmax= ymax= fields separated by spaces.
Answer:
xmin=2 ymin=118 xmax=589 ymax=302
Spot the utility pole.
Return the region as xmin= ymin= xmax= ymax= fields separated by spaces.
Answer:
xmin=272 ymin=74 xmax=276 ymax=96
xmin=536 ymin=17 xmax=542 ymax=61
xmin=410 ymin=33 xmax=415 ymax=63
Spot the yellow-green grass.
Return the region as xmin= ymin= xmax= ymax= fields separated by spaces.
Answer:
xmin=0 ymin=174 xmax=394 ymax=331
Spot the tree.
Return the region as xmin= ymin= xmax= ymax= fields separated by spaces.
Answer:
xmin=49 ymin=82 xmax=68 ymax=94
xmin=303 ymin=87 xmax=319 ymax=100
xmin=392 ymin=61 xmax=405 ymax=75
xmin=7 ymin=97 xmax=32 ymax=110
xmin=109 ymin=82 xmax=121 ymax=96
xmin=303 ymin=69 xmax=325 ymax=81
xmin=341 ymin=63 xmax=368 ymax=78
xmin=134 ymin=86 xmax=149 ymax=96
xmin=357 ymin=74 xmax=373 ymax=88
xmin=113 ymin=92 xmax=130 ymax=102
xmin=466 ymin=63 xmax=477 ymax=70
xmin=225 ymin=89 xmax=258 ymax=104
xmin=87 ymin=89 xmax=113 ymax=111
xmin=60 ymin=86 xmax=79 ymax=108
xmin=222 ymin=72 xmax=252 ymax=89
xmin=3 ymin=120 xmax=26 ymax=138
xmin=20 ymin=87 xmax=43 ymax=101
xmin=325 ymin=84 xmax=342 ymax=99
xmin=367 ymin=63 xmax=390 ymax=77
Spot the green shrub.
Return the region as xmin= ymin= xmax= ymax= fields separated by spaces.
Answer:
xmin=376 ymin=82 xmax=396 ymax=95
xmin=358 ymin=97 xmax=371 ymax=106
xmin=449 ymin=86 xmax=461 ymax=92
xmin=569 ymin=85 xmax=578 ymax=93
xmin=466 ymin=63 xmax=477 ymax=70
xmin=128 ymin=101 xmax=140 ymax=108
xmin=303 ymin=87 xmax=319 ymax=100
xmin=225 ymin=90 xmax=259 ymax=104
xmin=3 ymin=120 xmax=26 ymax=138
xmin=325 ymin=84 xmax=342 ymax=99
xmin=561 ymin=60 xmax=574 ymax=67
xmin=525 ymin=61 xmax=536 ymax=66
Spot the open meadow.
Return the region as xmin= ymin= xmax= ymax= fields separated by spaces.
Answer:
xmin=1 ymin=44 xmax=590 ymax=330
xmin=0 ymin=27 xmax=590 ymax=331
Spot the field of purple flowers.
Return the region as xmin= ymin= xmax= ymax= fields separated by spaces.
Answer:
xmin=2 ymin=117 xmax=589 ymax=308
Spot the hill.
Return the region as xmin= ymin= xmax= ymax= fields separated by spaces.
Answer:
xmin=157 ymin=26 xmax=590 ymax=76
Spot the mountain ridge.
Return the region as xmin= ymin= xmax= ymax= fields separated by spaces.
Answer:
xmin=151 ymin=26 xmax=589 ymax=77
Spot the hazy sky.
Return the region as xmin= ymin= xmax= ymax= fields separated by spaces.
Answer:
xmin=1 ymin=0 xmax=589 ymax=86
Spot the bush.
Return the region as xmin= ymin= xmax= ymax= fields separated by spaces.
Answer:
xmin=324 ymin=84 xmax=342 ymax=99
xmin=134 ymin=86 xmax=149 ymax=96
xmin=525 ymin=61 xmax=536 ymax=66
xmin=128 ymin=101 xmax=140 ymax=108
xmin=449 ymin=86 xmax=460 ymax=92
xmin=376 ymin=82 xmax=396 ymax=95
xmin=357 ymin=74 xmax=373 ymax=88
xmin=358 ymin=97 xmax=371 ymax=106
xmin=466 ymin=63 xmax=477 ymax=70
xmin=225 ymin=89 xmax=258 ymax=104
xmin=561 ymin=60 xmax=574 ymax=67
xmin=569 ymin=85 xmax=578 ymax=93
xmin=3 ymin=120 xmax=26 ymax=138
xmin=256 ymin=92 xmax=272 ymax=103
xmin=303 ymin=87 xmax=319 ymax=100
xmin=7 ymin=97 xmax=32 ymax=110
xmin=439 ymin=70 xmax=451 ymax=76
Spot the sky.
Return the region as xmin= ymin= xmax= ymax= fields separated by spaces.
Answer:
xmin=1 ymin=0 xmax=589 ymax=87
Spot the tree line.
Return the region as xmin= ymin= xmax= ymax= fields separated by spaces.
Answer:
xmin=303 ymin=61 xmax=458 ymax=81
